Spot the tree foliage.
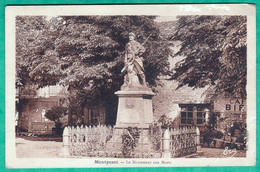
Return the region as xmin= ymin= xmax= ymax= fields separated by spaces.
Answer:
xmin=16 ymin=16 xmax=171 ymax=124
xmin=45 ymin=106 xmax=67 ymax=135
xmin=16 ymin=16 xmax=49 ymax=86
xmin=171 ymin=16 xmax=247 ymax=98
xmin=45 ymin=106 xmax=67 ymax=123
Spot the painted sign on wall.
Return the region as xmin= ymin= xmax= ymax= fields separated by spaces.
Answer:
xmin=213 ymin=98 xmax=246 ymax=113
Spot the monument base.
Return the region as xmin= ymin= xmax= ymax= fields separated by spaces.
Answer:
xmin=106 ymin=127 xmax=161 ymax=158
xmin=105 ymin=86 xmax=160 ymax=157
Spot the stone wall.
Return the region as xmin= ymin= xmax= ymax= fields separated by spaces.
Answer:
xmin=152 ymin=80 xmax=209 ymax=121
xmin=18 ymin=97 xmax=62 ymax=134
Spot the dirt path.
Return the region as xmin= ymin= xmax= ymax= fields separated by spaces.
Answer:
xmin=16 ymin=138 xmax=62 ymax=158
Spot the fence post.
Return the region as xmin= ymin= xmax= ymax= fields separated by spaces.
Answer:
xmin=162 ymin=128 xmax=171 ymax=158
xmin=196 ymin=127 xmax=203 ymax=155
xmin=59 ymin=126 xmax=70 ymax=157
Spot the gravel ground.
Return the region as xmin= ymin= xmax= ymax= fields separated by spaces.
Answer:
xmin=16 ymin=138 xmax=246 ymax=158
xmin=16 ymin=138 xmax=62 ymax=158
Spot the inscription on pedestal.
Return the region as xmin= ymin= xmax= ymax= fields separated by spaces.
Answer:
xmin=125 ymin=99 xmax=135 ymax=109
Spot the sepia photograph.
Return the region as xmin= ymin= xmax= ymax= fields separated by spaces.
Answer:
xmin=5 ymin=4 xmax=256 ymax=168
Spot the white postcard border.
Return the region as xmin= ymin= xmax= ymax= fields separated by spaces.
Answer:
xmin=5 ymin=4 xmax=256 ymax=168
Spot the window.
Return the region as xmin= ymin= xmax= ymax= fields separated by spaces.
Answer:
xmin=179 ymin=104 xmax=209 ymax=126
xmin=181 ymin=107 xmax=194 ymax=125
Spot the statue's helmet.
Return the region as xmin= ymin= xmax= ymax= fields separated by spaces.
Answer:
xmin=129 ymin=32 xmax=135 ymax=37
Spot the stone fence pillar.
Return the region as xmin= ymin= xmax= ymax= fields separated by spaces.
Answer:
xmin=59 ymin=126 xmax=70 ymax=157
xmin=196 ymin=127 xmax=203 ymax=155
xmin=162 ymin=128 xmax=171 ymax=158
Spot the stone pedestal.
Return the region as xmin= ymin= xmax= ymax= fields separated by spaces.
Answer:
xmin=114 ymin=87 xmax=155 ymax=128
xmin=106 ymin=86 xmax=159 ymax=156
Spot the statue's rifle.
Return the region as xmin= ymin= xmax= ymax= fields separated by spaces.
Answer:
xmin=134 ymin=33 xmax=152 ymax=55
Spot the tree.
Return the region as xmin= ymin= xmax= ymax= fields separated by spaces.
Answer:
xmin=16 ymin=16 xmax=171 ymax=125
xmin=16 ymin=16 xmax=50 ymax=87
xmin=45 ymin=106 xmax=67 ymax=135
xmin=170 ymin=16 xmax=247 ymax=98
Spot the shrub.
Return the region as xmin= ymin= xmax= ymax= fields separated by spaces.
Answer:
xmin=121 ymin=127 xmax=140 ymax=157
xmin=45 ymin=106 xmax=67 ymax=135
xmin=148 ymin=124 xmax=163 ymax=151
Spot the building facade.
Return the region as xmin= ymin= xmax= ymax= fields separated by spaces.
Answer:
xmin=16 ymin=85 xmax=108 ymax=134
xmin=16 ymin=85 xmax=68 ymax=134
xmin=153 ymin=79 xmax=247 ymax=148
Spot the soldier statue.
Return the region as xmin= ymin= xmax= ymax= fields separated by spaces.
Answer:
xmin=121 ymin=32 xmax=147 ymax=86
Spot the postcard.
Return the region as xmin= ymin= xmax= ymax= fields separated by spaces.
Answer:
xmin=5 ymin=4 xmax=256 ymax=168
